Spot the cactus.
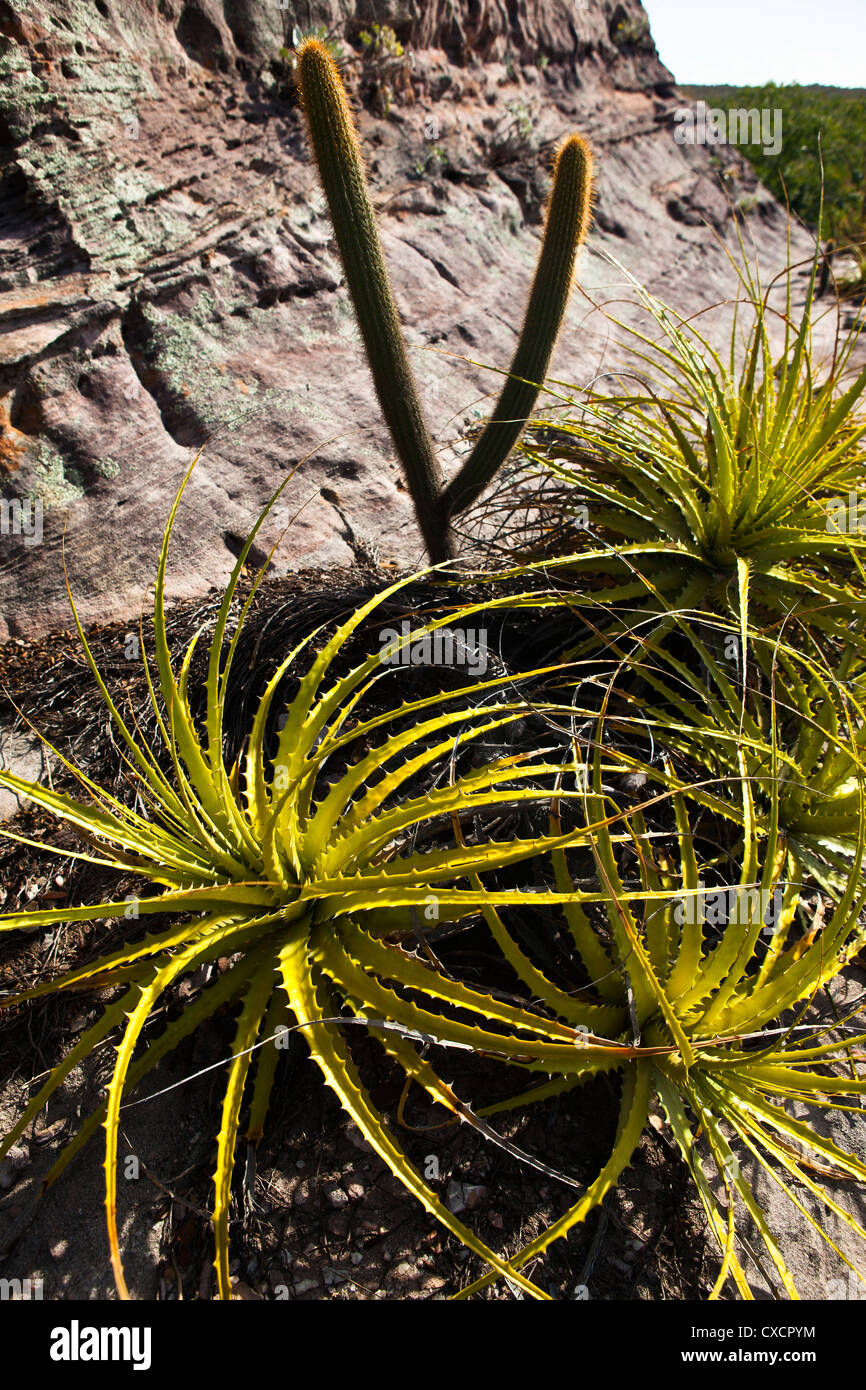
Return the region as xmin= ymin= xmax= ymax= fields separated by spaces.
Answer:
xmin=296 ymin=39 xmax=451 ymax=560
xmin=442 ymin=134 xmax=594 ymax=518
xmin=296 ymin=37 xmax=594 ymax=561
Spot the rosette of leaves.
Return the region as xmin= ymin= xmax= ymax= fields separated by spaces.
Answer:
xmin=450 ymin=677 xmax=866 ymax=1299
xmin=586 ymin=601 xmax=866 ymax=897
xmin=0 ymin=467 xmax=655 ymax=1302
xmin=513 ymin=245 xmax=866 ymax=654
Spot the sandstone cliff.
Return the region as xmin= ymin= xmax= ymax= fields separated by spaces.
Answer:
xmin=0 ymin=0 xmax=806 ymax=638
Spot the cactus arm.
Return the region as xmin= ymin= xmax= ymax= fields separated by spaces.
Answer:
xmin=441 ymin=134 xmax=594 ymax=519
xmin=296 ymin=39 xmax=453 ymax=561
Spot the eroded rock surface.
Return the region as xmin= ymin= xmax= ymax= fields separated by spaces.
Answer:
xmin=0 ymin=0 xmax=807 ymax=638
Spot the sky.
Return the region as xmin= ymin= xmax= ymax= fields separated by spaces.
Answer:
xmin=642 ymin=0 xmax=866 ymax=87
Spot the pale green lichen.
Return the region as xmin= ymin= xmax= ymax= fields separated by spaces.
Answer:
xmin=111 ymin=166 xmax=160 ymax=206
xmin=31 ymin=443 xmax=85 ymax=505
xmin=332 ymin=294 xmax=364 ymax=343
xmin=0 ymin=45 xmax=58 ymax=128
xmin=0 ymin=27 xmax=161 ymax=268
xmin=45 ymin=0 xmax=114 ymax=40
xmin=94 ymin=456 xmax=122 ymax=480
xmin=138 ymin=280 xmax=343 ymax=439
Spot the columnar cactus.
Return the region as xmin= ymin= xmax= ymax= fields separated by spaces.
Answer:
xmin=296 ymin=37 xmax=594 ymax=561
xmin=441 ymin=134 xmax=594 ymax=518
xmin=297 ymin=38 xmax=451 ymax=559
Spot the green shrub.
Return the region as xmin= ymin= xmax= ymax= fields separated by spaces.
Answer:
xmin=683 ymin=82 xmax=866 ymax=287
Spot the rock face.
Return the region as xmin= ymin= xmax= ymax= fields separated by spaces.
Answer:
xmin=0 ymin=0 xmax=807 ymax=639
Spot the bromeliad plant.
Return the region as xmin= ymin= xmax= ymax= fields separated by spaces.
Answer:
xmin=0 ymin=466 xmax=662 ymax=1302
xmin=295 ymin=37 xmax=594 ymax=562
xmin=437 ymin=685 xmax=866 ymax=1299
xmin=2 ymin=489 xmax=866 ymax=1298
xmin=512 ymin=243 xmax=866 ymax=652
xmin=574 ymin=589 xmax=866 ymax=896
xmin=460 ymin=647 xmax=866 ymax=1299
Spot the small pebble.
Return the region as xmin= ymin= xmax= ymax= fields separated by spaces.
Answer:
xmin=462 ymin=1184 xmax=486 ymax=1211
xmin=446 ymin=1180 xmax=487 ymax=1214
xmin=446 ymin=1180 xmax=466 ymax=1214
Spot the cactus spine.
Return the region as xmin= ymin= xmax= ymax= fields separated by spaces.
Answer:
xmin=296 ymin=39 xmax=452 ymax=561
xmin=296 ymin=38 xmax=594 ymax=561
xmin=442 ymin=135 xmax=594 ymax=518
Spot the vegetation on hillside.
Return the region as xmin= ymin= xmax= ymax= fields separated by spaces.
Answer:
xmin=684 ymin=83 xmax=866 ymax=292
